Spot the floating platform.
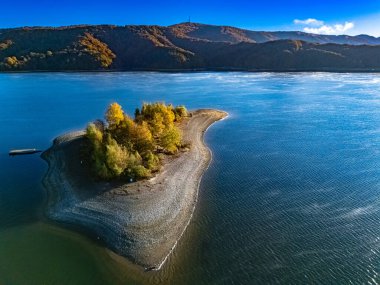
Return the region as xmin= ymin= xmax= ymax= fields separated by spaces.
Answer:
xmin=9 ymin=149 xmax=42 ymax=156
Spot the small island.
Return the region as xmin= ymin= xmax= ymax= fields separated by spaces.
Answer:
xmin=42 ymin=102 xmax=227 ymax=269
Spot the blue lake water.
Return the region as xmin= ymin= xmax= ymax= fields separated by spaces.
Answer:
xmin=1 ymin=72 xmax=380 ymax=284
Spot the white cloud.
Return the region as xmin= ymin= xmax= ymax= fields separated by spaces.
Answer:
xmin=349 ymin=13 xmax=380 ymax=37
xmin=293 ymin=18 xmax=355 ymax=35
xmin=303 ymin=22 xmax=355 ymax=35
xmin=294 ymin=18 xmax=324 ymax=26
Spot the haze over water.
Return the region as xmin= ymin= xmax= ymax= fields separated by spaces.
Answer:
xmin=1 ymin=72 xmax=380 ymax=284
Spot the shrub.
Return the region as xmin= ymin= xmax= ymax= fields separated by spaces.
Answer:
xmin=144 ymin=151 xmax=160 ymax=171
xmin=130 ymin=165 xmax=151 ymax=180
xmin=174 ymin=105 xmax=188 ymax=121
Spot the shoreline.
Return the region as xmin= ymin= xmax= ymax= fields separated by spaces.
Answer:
xmin=154 ymin=112 xmax=229 ymax=270
xmin=41 ymin=109 xmax=228 ymax=269
xmin=3 ymin=69 xmax=380 ymax=74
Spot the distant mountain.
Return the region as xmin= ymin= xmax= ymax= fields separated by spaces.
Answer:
xmin=170 ymin=23 xmax=380 ymax=45
xmin=1 ymin=23 xmax=380 ymax=71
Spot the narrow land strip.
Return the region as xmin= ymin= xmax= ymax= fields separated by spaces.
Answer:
xmin=42 ymin=109 xmax=227 ymax=269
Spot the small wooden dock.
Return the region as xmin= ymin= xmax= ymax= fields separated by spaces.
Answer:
xmin=9 ymin=149 xmax=42 ymax=156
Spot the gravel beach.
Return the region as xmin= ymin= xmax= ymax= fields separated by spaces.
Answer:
xmin=42 ymin=109 xmax=227 ymax=269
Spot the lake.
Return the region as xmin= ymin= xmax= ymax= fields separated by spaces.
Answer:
xmin=1 ymin=72 xmax=380 ymax=284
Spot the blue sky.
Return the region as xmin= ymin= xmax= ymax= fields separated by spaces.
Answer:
xmin=3 ymin=0 xmax=380 ymax=36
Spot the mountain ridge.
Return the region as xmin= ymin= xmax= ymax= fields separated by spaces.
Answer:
xmin=3 ymin=22 xmax=380 ymax=45
xmin=168 ymin=22 xmax=380 ymax=45
xmin=1 ymin=22 xmax=380 ymax=72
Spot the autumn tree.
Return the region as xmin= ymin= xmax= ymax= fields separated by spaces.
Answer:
xmin=104 ymin=135 xmax=129 ymax=176
xmin=130 ymin=121 xmax=154 ymax=154
xmin=86 ymin=123 xmax=109 ymax=178
xmin=80 ymin=33 xmax=116 ymax=68
xmin=160 ymin=126 xmax=182 ymax=154
xmin=5 ymin=56 xmax=19 ymax=67
xmin=86 ymin=102 xmax=188 ymax=181
xmin=138 ymin=102 xmax=176 ymax=136
xmin=106 ymin=102 xmax=124 ymax=129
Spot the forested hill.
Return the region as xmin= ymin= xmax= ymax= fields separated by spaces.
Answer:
xmin=2 ymin=23 xmax=380 ymax=71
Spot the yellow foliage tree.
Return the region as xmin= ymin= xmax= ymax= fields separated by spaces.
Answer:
xmin=131 ymin=121 xmax=154 ymax=154
xmin=5 ymin=56 xmax=19 ymax=67
xmin=106 ymin=103 xmax=124 ymax=128
xmin=139 ymin=102 xmax=177 ymax=136
xmin=151 ymin=112 xmax=165 ymax=135
xmin=112 ymin=114 xmax=134 ymax=147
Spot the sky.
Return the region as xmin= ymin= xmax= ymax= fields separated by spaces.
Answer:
xmin=2 ymin=0 xmax=380 ymax=36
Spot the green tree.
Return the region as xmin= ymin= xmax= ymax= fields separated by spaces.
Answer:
xmin=86 ymin=123 xmax=103 ymax=143
xmin=160 ymin=126 xmax=182 ymax=154
xmin=86 ymin=123 xmax=110 ymax=178
xmin=104 ymin=136 xmax=129 ymax=177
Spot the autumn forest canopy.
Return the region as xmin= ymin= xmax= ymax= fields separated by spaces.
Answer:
xmin=86 ymin=102 xmax=188 ymax=180
xmin=3 ymin=24 xmax=380 ymax=71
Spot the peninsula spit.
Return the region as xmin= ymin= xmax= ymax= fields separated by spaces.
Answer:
xmin=42 ymin=109 xmax=227 ymax=269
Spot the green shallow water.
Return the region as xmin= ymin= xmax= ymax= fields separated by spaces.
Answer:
xmin=1 ymin=72 xmax=380 ymax=284
xmin=0 ymin=223 xmax=129 ymax=285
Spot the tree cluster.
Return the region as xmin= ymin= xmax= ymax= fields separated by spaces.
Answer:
xmin=0 ymin=29 xmax=117 ymax=71
xmin=0 ymin=40 xmax=13 ymax=51
xmin=86 ymin=102 xmax=187 ymax=180
xmin=80 ymin=33 xmax=116 ymax=68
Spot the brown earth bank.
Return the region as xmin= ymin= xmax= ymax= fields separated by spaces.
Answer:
xmin=41 ymin=109 xmax=227 ymax=269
